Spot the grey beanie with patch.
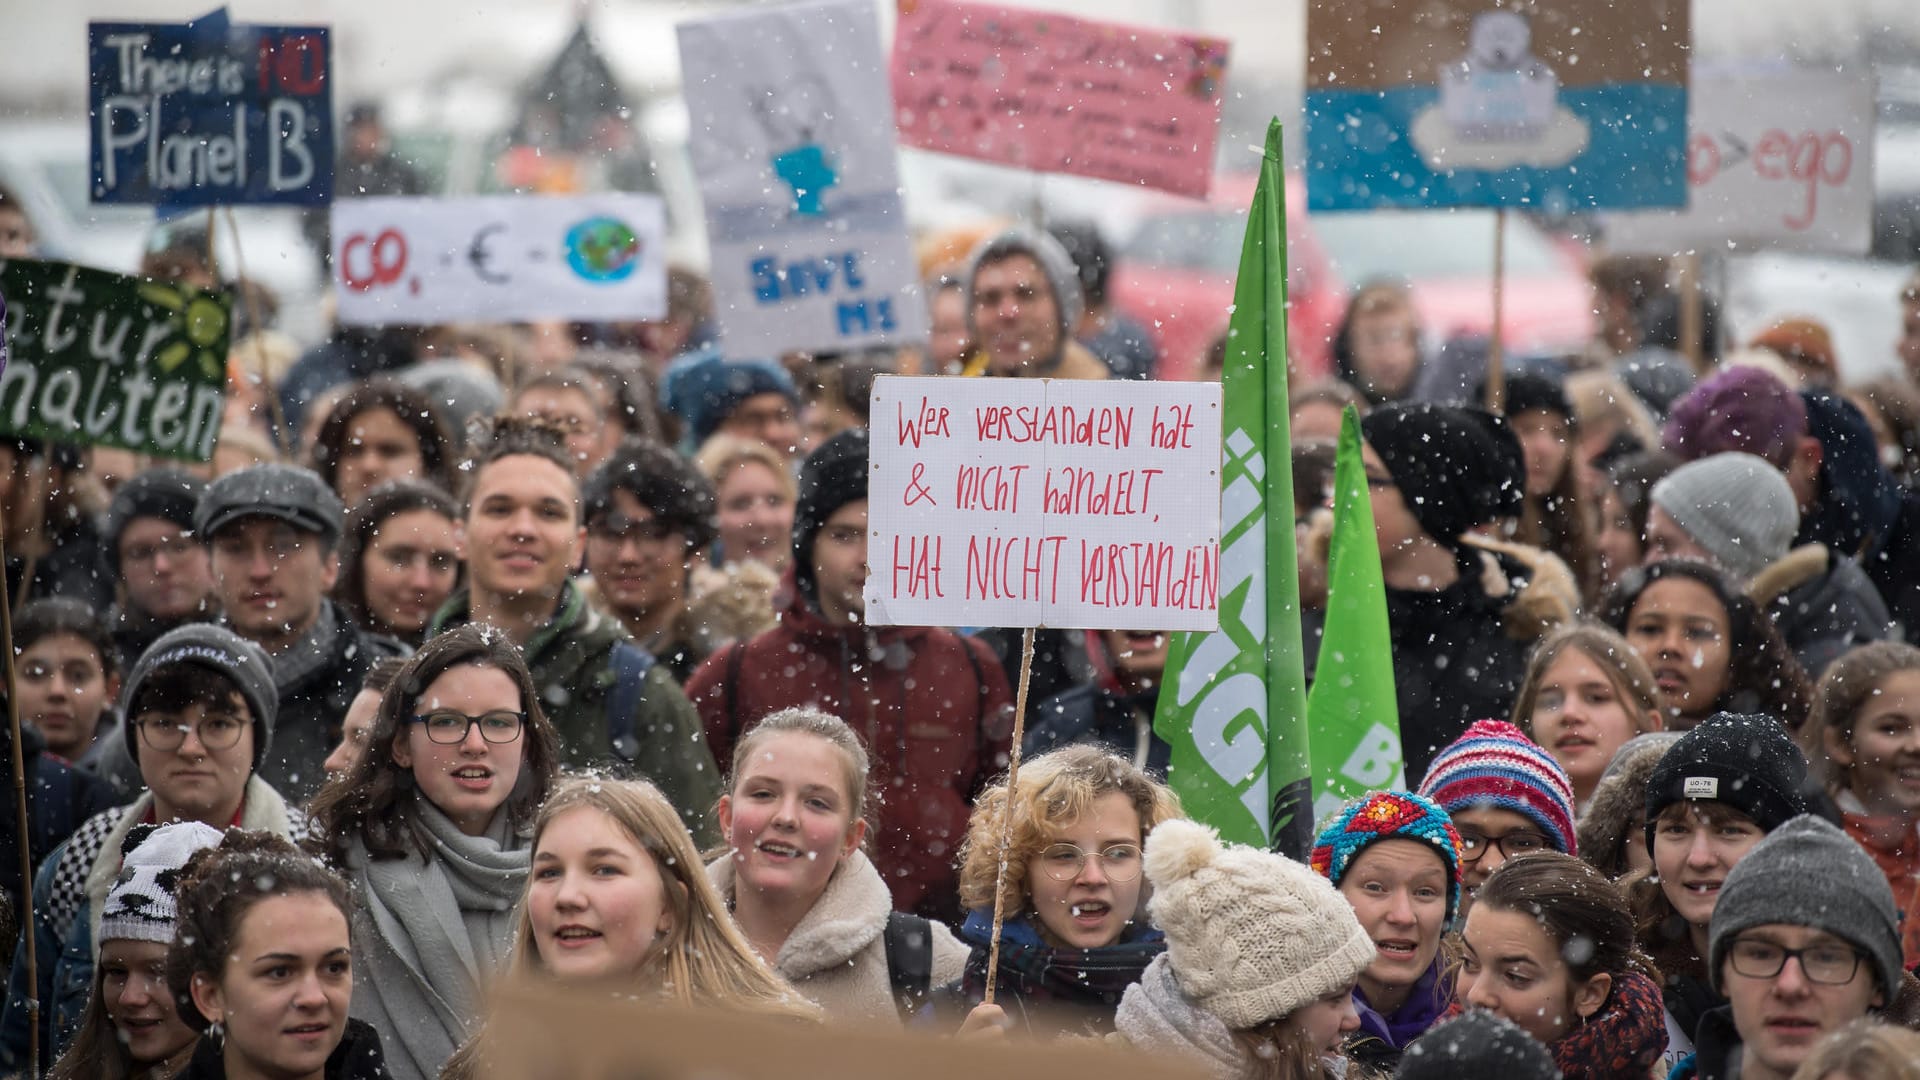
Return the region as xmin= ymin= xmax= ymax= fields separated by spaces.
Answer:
xmin=1649 ymin=452 xmax=1798 ymax=582
xmin=963 ymin=225 xmax=1085 ymax=363
xmin=1708 ymin=814 xmax=1902 ymax=1004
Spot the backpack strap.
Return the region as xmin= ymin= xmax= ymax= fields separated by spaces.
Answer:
xmin=883 ymin=910 xmax=935 ymax=1018
xmin=606 ymin=642 xmax=656 ymax=764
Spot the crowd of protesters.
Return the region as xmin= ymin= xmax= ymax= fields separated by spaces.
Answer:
xmin=6 ymin=151 xmax=1920 ymax=1080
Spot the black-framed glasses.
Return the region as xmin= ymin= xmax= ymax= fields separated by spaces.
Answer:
xmin=409 ymin=710 xmax=526 ymax=745
xmin=1727 ymin=938 xmax=1864 ymax=986
xmin=1456 ymin=827 xmax=1552 ymax=863
xmin=135 ymin=715 xmax=249 ymax=752
xmin=1038 ymin=842 xmax=1143 ymax=882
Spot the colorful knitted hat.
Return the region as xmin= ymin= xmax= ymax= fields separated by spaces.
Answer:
xmin=1415 ymin=720 xmax=1577 ymax=857
xmin=1311 ymin=791 xmax=1465 ymax=923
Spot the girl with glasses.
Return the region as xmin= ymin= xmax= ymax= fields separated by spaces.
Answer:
xmin=305 ymin=624 xmax=561 ymax=1080
xmin=707 ymin=707 xmax=967 ymax=1024
xmin=937 ymin=745 xmax=1182 ymax=1039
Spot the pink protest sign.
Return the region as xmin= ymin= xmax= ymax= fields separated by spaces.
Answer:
xmin=890 ymin=0 xmax=1229 ymax=198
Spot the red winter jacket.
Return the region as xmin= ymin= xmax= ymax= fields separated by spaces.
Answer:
xmin=685 ymin=585 xmax=1014 ymax=921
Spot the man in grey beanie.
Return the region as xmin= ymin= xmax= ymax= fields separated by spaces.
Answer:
xmin=962 ymin=226 xmax=1111 ymax=379
xmin=1646 ymin=451 xmax=1894 ymax=675
xmin=1669 ymin=815 xmax=1911 ymax=1080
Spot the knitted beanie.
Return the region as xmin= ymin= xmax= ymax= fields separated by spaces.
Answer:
xmin=1643 ymin=712 xmax=1809 ymax=855
xmin=1662 ymin=366 xmax=1807 ymax=466
xmin=663 ymin=350 xmax=800 ymax=446
xmin=1415 ymin=720 xmax=1577 ymax=856
xmin=1144 ymin=818 xmax=1377 ymax=1030
xmin=791 ymin=428 xmax=869 ymax=607
xmin=1708 ymin=815 xmax=1902 ymax=1004
xmin=1311 ymin=791 xmax=1465 ymax=923
xmin=99 ymin=821 xmax=225 ymax=945
xmin=1360 ymin=404 xmax=1526 ymax=550
xmin=1395 ymin=1010 xmax=1561 ymax=1080
xmin=102 ymin=467 xmax=205 ymax=574
xmin=120 ymin=623 xmax=277 ymax=771
xmin=1649 ymin=452 xmax=1798 ymax=582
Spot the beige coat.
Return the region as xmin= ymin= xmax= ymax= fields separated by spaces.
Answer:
xmin=708 ymin=850 xmax=967 ymax=1025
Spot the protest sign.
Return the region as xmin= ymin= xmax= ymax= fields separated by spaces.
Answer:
xmin=863 ymin=375 xmax=1222 ymax=632
xmin=1602 ymin=71 xmax=1875 ymax=256
xmin=1306 ymin=0 xmax=1688 ymax=212
xmin=90 ymin=7 xmax=331 ymax=206
xmin=678 ymin=1 xmax=926 ymax=359
xmin=891 ymin=0 xmax=1230 ymax=199
xmin=0 ymin=259 xmax=230 ymax=462
xmin=330 ymin=194 xmax=667 ymax=326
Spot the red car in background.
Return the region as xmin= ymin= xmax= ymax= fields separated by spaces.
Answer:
xmin=1110 ymin=173 xmax=1597 ymax=381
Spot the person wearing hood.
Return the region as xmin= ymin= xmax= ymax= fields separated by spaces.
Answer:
xmin=1644 ymin=451 xmax=1893 ymax=676
xmin=959 ymin=226 xmax=1111 ymax=380
xmin=1346 ymin=403 xmax=1577 ymax=783
xmin=1572 ymin=730 xmax=1682 ymax=881
xmin=1024 ymin=629 xmax=1173 ymax=773
xmin=1664 ymin=365 xmax=1920 ymax=649
xmin=685 ymin=430 xmax=1014 ymax=921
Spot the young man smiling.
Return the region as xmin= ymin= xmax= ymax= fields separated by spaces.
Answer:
xmin=1673 ymin=815 xmax=1917 ymax=1079
xmin=427 ymin=417 xmax=719 ymax=843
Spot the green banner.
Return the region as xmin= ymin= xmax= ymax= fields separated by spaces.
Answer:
xmin=0 ymin=258 xmax=230 ymax=462
xmin=1306 ymin=406 xmax=1405 ymax=822
xmin=1153 ymin=119 xmax=1314 ymax=857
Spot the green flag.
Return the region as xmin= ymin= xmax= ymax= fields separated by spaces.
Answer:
xmin=1306 ymin=406 xmax=1405 ymax=822
xmin=1153 ymin=119 xmax=1313 ymax=857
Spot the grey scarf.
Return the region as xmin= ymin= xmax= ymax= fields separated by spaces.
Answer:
xmin=347 ymin=794 xmax=528 ymax=1080
xmin=1115 ymin=955 xmax=1248 ymax=1080
xmin=267 ymin=598 xmax=340 ymax=689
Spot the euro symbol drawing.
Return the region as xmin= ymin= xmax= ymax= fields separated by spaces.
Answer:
xmin=468 ymin=223 xmax=510 ymax=285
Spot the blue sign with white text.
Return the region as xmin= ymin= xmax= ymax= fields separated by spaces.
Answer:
xmin=89 ymin=8 xmax=332 ymax=206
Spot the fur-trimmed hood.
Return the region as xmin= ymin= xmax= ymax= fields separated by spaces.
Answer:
xmin=708 ymin=849 xmax=894 ymax=979
xmin=1461 ymin=533 xmax=1579 ymax=640
xmin=1747 ymin=543 xmax=1830 ymax=608
xmin=1575 ymin=732 xmax=1683 ymax=878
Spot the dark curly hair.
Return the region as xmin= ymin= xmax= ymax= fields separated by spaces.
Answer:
xmin=166 ymin=830 xmax=353 ymax=1031
xmin=330 ymin=479 xmax=462 ymax=640
xmin=1598 ymin=558 xmax=1814 ymax=728
xmin=581 ymin=438 xmax=718 ymax=552
xmin=304 ymin=623 xmax=561 ymax=866
xmin=308 ymin=377 xmax=458 ymax=496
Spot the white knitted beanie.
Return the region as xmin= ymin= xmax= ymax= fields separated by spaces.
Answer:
xmin=100 ymin=821 xmax=225 ymax=945
xmin=1144 ymin=819 xmax=1377 ymax=1030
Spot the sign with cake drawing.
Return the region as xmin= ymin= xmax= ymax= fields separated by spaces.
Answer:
xmin=864 ymin=376 xmax=1222 ymax=631
xmin=1305 ymin=0 xmax=1689 ymax=212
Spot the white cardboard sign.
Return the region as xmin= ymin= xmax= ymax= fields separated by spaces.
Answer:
xmin=678 ymin=0 xmax=927 ymax=359
xmin=1604 ymin=71 xmax=1876 ymax=255
xmin=330 ymin=194 xmax=667 ymax=326
xmin=864 ymin=376 xmax=1223 ymax=631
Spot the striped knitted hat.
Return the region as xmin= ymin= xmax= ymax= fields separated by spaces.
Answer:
xmin=1416 ymin=720 xmax=1577 ymax=857
xmin=1312 ymin=791 xmax=1465 ymax=923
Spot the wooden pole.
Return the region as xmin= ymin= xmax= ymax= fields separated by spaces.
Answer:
xmin=1484 ymin=209 xmax=1508 ymax=413
xmin=980 ymin=626 xmax=1037 ymax=1005
xmin=223 ymin=206 xmax=293 ymax=451
xmin=1 ymin=532 xmax=39 ymax=1072
xmin=1677 ymin=251 xmax=1706 ymax=374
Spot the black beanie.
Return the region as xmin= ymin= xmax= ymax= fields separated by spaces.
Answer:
xmin=1396 ymin=1010 xmax=1559 ymax=1080
xmin=102 ymin=467 xmax=206 ymax=574
xmin=1493 ymin=371 xmax=1574 ymax=422
xmin=792 ymin=429 xmax=869 ymax=607
xmin=1359 ymin=403 xmax=1525 ymax=549
xmin=1644 ymin=711 xmax=1812 ymax=855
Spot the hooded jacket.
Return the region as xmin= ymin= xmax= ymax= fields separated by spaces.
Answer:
xmin=686 ymin=580 xmax=1013 ymax=921
xmin=960 ymin=226 xmax=1111 ymax=380
xmin=430 ymin=582 xmax=720 ymax=846
xmin=1747 ymin=544 xmax=1894 ymax=676
xmin=1837 ymin=790 xmax=1920 ymax=972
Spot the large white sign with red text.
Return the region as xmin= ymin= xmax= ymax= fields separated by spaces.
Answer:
xmin=864 ymin=376 xmax=1223 ymax=631
xmin=1604 ymin=71 xmax=1875 ymax=255
xmin=330 ymin=194 xmax=667 ymax=326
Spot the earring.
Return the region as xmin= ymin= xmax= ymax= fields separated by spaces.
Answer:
xmin=207 ymin=1017 xmax=226 ymax=1047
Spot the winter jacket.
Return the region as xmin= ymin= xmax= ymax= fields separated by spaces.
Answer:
xmin=959 ymin=339 xmax=1112 ymax=380
xmin=1668 ymin=972 xmax=1920 ymax=1079
xmin=432 ymin=583 xmax=721 ymax=845
xmin=0 ymin=779 xmax=300 ymax=1072
xmin=1795 ymin=389 xmax=1903 ymax=564
xmin=1837 ymin=792 xmax=1920 ymax=972
xmin=0 ymin=724 xmax=120 ymax=933
xmin=1344 ymin=956 xmax=1451 ymax=1073
xmin=175 ymin=1017 xmax=391 ymax=1080
xmin=1747 ymin=544 xmax=1894 ymax=677
xmin=1865 ymin=490 xmax=1920 ymax=647
xmin=1025 ymin=633 xmax=1169 ymax=774
xmin=973 ymin=627 xmax=1094 ymax=721
xmin=706 ymin=849 xmax=967 ymax=1025
xmin=1108 ymin=953 xmax=1247 ymax=1080
xmin=1081 ymin=311 xmax=1159 ymax=381
xmin=1573 ymin=732 xmax=1682 ymax=875
xmin=5 ymin=513 xmax=114 ymax=613
xmin=687 ymin=586 xmax=1013 ymax=921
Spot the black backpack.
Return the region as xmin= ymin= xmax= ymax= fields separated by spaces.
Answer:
xmin=883 ymin=910 xmax=936 ymax=1019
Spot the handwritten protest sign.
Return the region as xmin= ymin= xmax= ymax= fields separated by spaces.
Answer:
xmin=678 ymin=1 xmax=926 ymax=359
xmin=0 ymin=259 xmax=230 ymax=461
xmin=891 ymin=0 xmax=1230 ymax=199
xmin=330 ymin=194 xmax=666 ymax=326
xmin=1602 ymin=71 xmax=1875 ymax=256
xmin=865 ymin=376 xmax=1222 ymax=631
xmin=1306 ymin=0 xmax=1688 ymax=212
xmin=89 ymin=7 xmax=331 ymax=206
